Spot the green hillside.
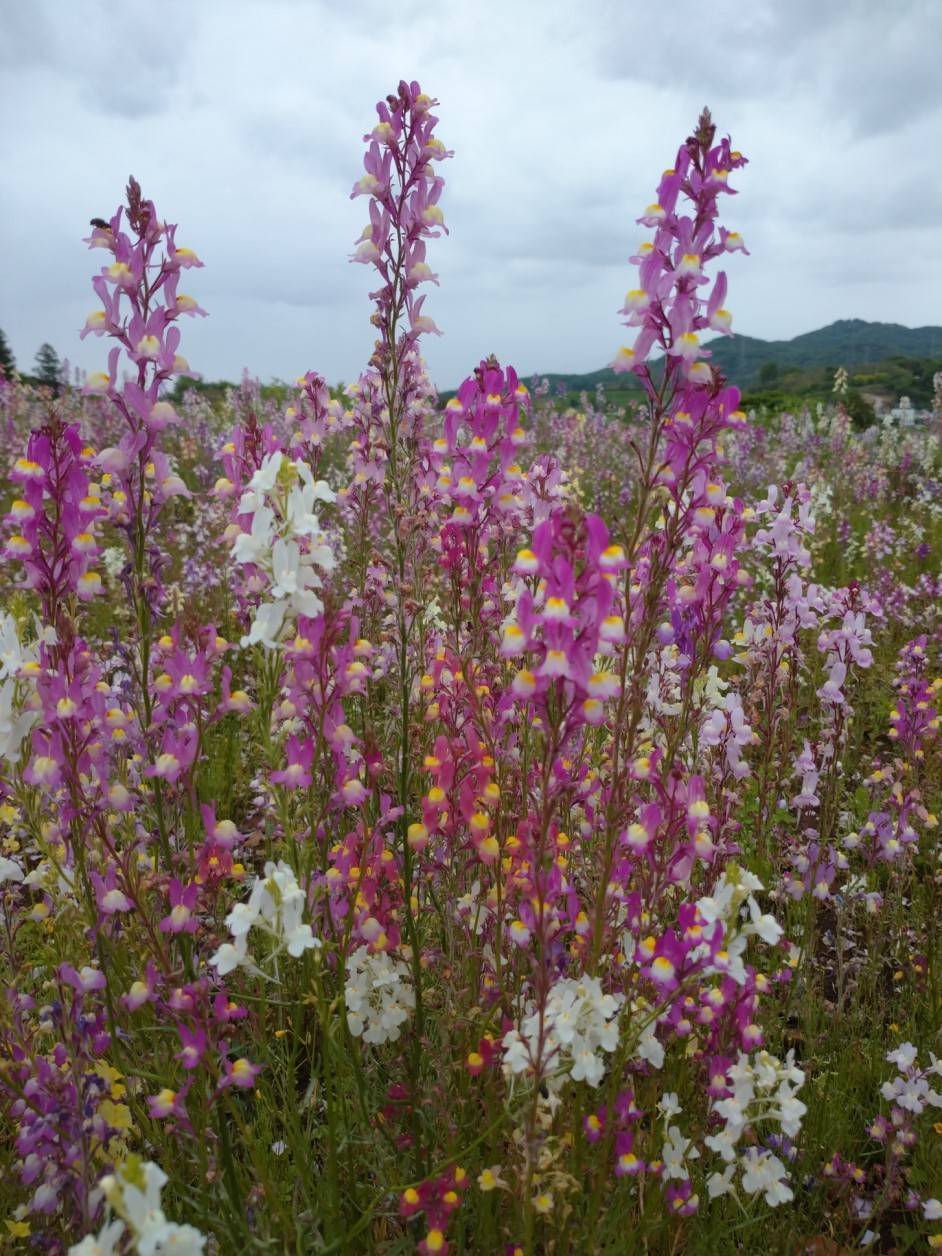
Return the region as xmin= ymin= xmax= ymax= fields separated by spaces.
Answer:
xmin=707 ymin=319 xmax=942 ymax=388
xmin=492 ymin=321 xmax=941 ymax=413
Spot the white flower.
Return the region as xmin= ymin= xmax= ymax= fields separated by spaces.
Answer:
xmin=231 ymin=456 xmax=336 ymax=650
xmin=501 ymin=977 xmax=622 ymax=1089
xmin=699 ymin=664 xmax=728 ymax=707
xmin=705 ymin=1127 xmax=739 ymax=1163
xmin=249 ymin=451 xmax=284 ymax=494
xmin=345 ymin=946 xmax=415 ymax=1045
xmin=0 ymin=611 xmax=34 ymax=680
xmin=284 ymin=462 xmax=336 ymax=535
xmin=209 ymin=940 xmax=246 ymax=977
xmin=232 ymin=504 xmax=277 ymax=565
xmin=745 ymin=895 xmax=783 ymax=946
xmin=67 ymin=1219 xmax=126 ymax=1255
xmin=269 ymin=537 xmax=305 ymax=597
xmin=0 ymin=676 xmax=38 ymax=765
xmin=243 ymin=598 xmax=288 ymax=650
xmin=108 ymin=1160 xmax=168 ymax=1237
xmin=881 ymin=1070 xmax=940 ymax=1114
xmin=0 ymin=613 xmax=39 ymax=765
xmin=662 ymin=1123 xmax=699 ymax=1180
xmin=740 ymin=1148 xmax=793 ymax=1207
xmin=285 ymin=917 xmax=319 ymax=958
xmin=269 ymin=538 xmax=324 ymax=617
xmin=634 ymin=1018 xmax=665 ymax=1070
xmin=657 ymin=1092 xmax=681 ymax=1120
xmin=776 ymin=1089 xmax=808 ymax=1137
xmin=0 ymin=856 xmax=25 ymax=885
xmin=886 ymin=1042 xmax=918 ymax=1071
xmin=226 ymin=902 xmax=259 ymax=938
xmin=77 ymin=1159 xmax=207 ymax=1255
xmin=138 ymin=1222 xmax=206 ymax=1255
xmin=213 ymin=862 xmax=319 ymax=976
xmin=706 ymin=1164 xmax=736 ymax=1198
xmin=501 ymin=1028 xmax=531 ymax=1075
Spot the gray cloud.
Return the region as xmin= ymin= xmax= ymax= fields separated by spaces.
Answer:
xmin=1 ymin=1 xmax=186 ymax=118
xmin=598 ymin=0 xmax=942 ymax=136
xmin=1 ymin=0 xmax=940 ymax=389
xmin=0 ymin=3 xmax=57 ymax=70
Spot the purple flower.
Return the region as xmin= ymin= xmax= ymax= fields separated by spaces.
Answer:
xmin=176 ymin=1025 xmax=207 ymax=1070
xmin=159 ymin=879 xmax=199 ymax=934
xmin=58 ymin=963 xmax=106 ymax=993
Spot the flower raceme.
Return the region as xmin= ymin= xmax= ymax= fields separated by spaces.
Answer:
xmin=209 ymin=860 xmax=320 ymax=977
xmin=344 ymin=945 xmax=416 ymax=1045
xmin=80 ymin=177 xmax=201 ymax=599
xmin=501 ymin=975 xmax=622 ymax=1089
xmin=351 ymin=79 xmax=452 ymax=371
xmin=704 ymin=1049 xmax=807 ymax=1206
xmin=612 ymin=107 xmax=746 ymax=392
xmin=5 ymin=422 xmax=107 ymax=624
xmin=501 ymin=510 xmax=623 ymax=727
xmin=68 ymin=1158 xmax=206 ymax=1255
xmin=229 ymin=451 xmax=337 ymax=649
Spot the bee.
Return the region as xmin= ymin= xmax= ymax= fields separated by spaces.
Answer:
xmin=89 ymin=218 xmax=111 ymax=230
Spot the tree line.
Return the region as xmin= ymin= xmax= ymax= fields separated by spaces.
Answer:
xmin=0 ymin=329 xmax=64 ymax=391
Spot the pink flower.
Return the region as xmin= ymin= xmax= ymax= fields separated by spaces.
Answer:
xmin=159 ymin=879 xmax=199 ymax=934
xmin=271 ymin=734 xmax=313 ymax=789
xmin=146 ymin=729 xmax=197 ymax=783
xmin=121 ymin=963 xmax=160 ymax=1011
xmin=220 ymin=1056 xmax=262 ymax=1090
xmin=176 ymin=1026 xmax=207 ymax=1070
xmin=59 ymin=963 xmax=106 ymax=993
xmin=147 ymin=1087 xmax=186 ymax=1120
xmin=92 ymin=868 xmax=134 ymax=915
xmin=200 ymin=803 xmax=242 ymax=849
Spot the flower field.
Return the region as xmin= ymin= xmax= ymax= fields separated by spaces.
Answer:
xmin=1 ymin=81 xmax=941 ymax=1253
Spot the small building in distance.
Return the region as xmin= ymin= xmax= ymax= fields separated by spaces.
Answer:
xmin=887 ymin=395 xmax=928 ymax=427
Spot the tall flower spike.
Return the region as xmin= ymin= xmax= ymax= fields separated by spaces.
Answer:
xmin=351 ymin=80 xmax=452 ymax=383
xmin=81 ymin=176 xmax=205 ymax=618
xmin=613 ymin=106 xmax=747 ymax=400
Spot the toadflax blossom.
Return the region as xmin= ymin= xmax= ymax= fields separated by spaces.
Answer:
xmin=0 ymin=612 xmax=39 ymax=764
xmin=231 ymin=452 xmax=337 ymax=649
xmin=880 ymin=1042 xmax=942 ymax=1115
xmin=68 ymin=1158 xmax=206 ymax=1255
xmin=0 ymin=611 xmax=36 ymax=679
xmin=344 ymin=946 xmax=416 ymax=1045
xmin=0 ymin=855 xmax=25 ymax=885
xmin=502 ymin=977 xmax=623 ymax=1089
xmin=704 ymin=1050 xmax=806 ymax=1206
xmin=209 ymin=860 xmax=320 ymax=976
xmin=694 ymin=866 xmax=783 ymax=975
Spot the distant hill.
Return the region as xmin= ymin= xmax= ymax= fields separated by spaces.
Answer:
xmin=707 ymin=320 xmax=942 ymax=387
xmin=504 ymin=320 xmax=942 ymax=398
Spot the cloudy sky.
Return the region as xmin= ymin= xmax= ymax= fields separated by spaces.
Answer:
xmin=1 ymin=0 xmax=939 ymax=389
